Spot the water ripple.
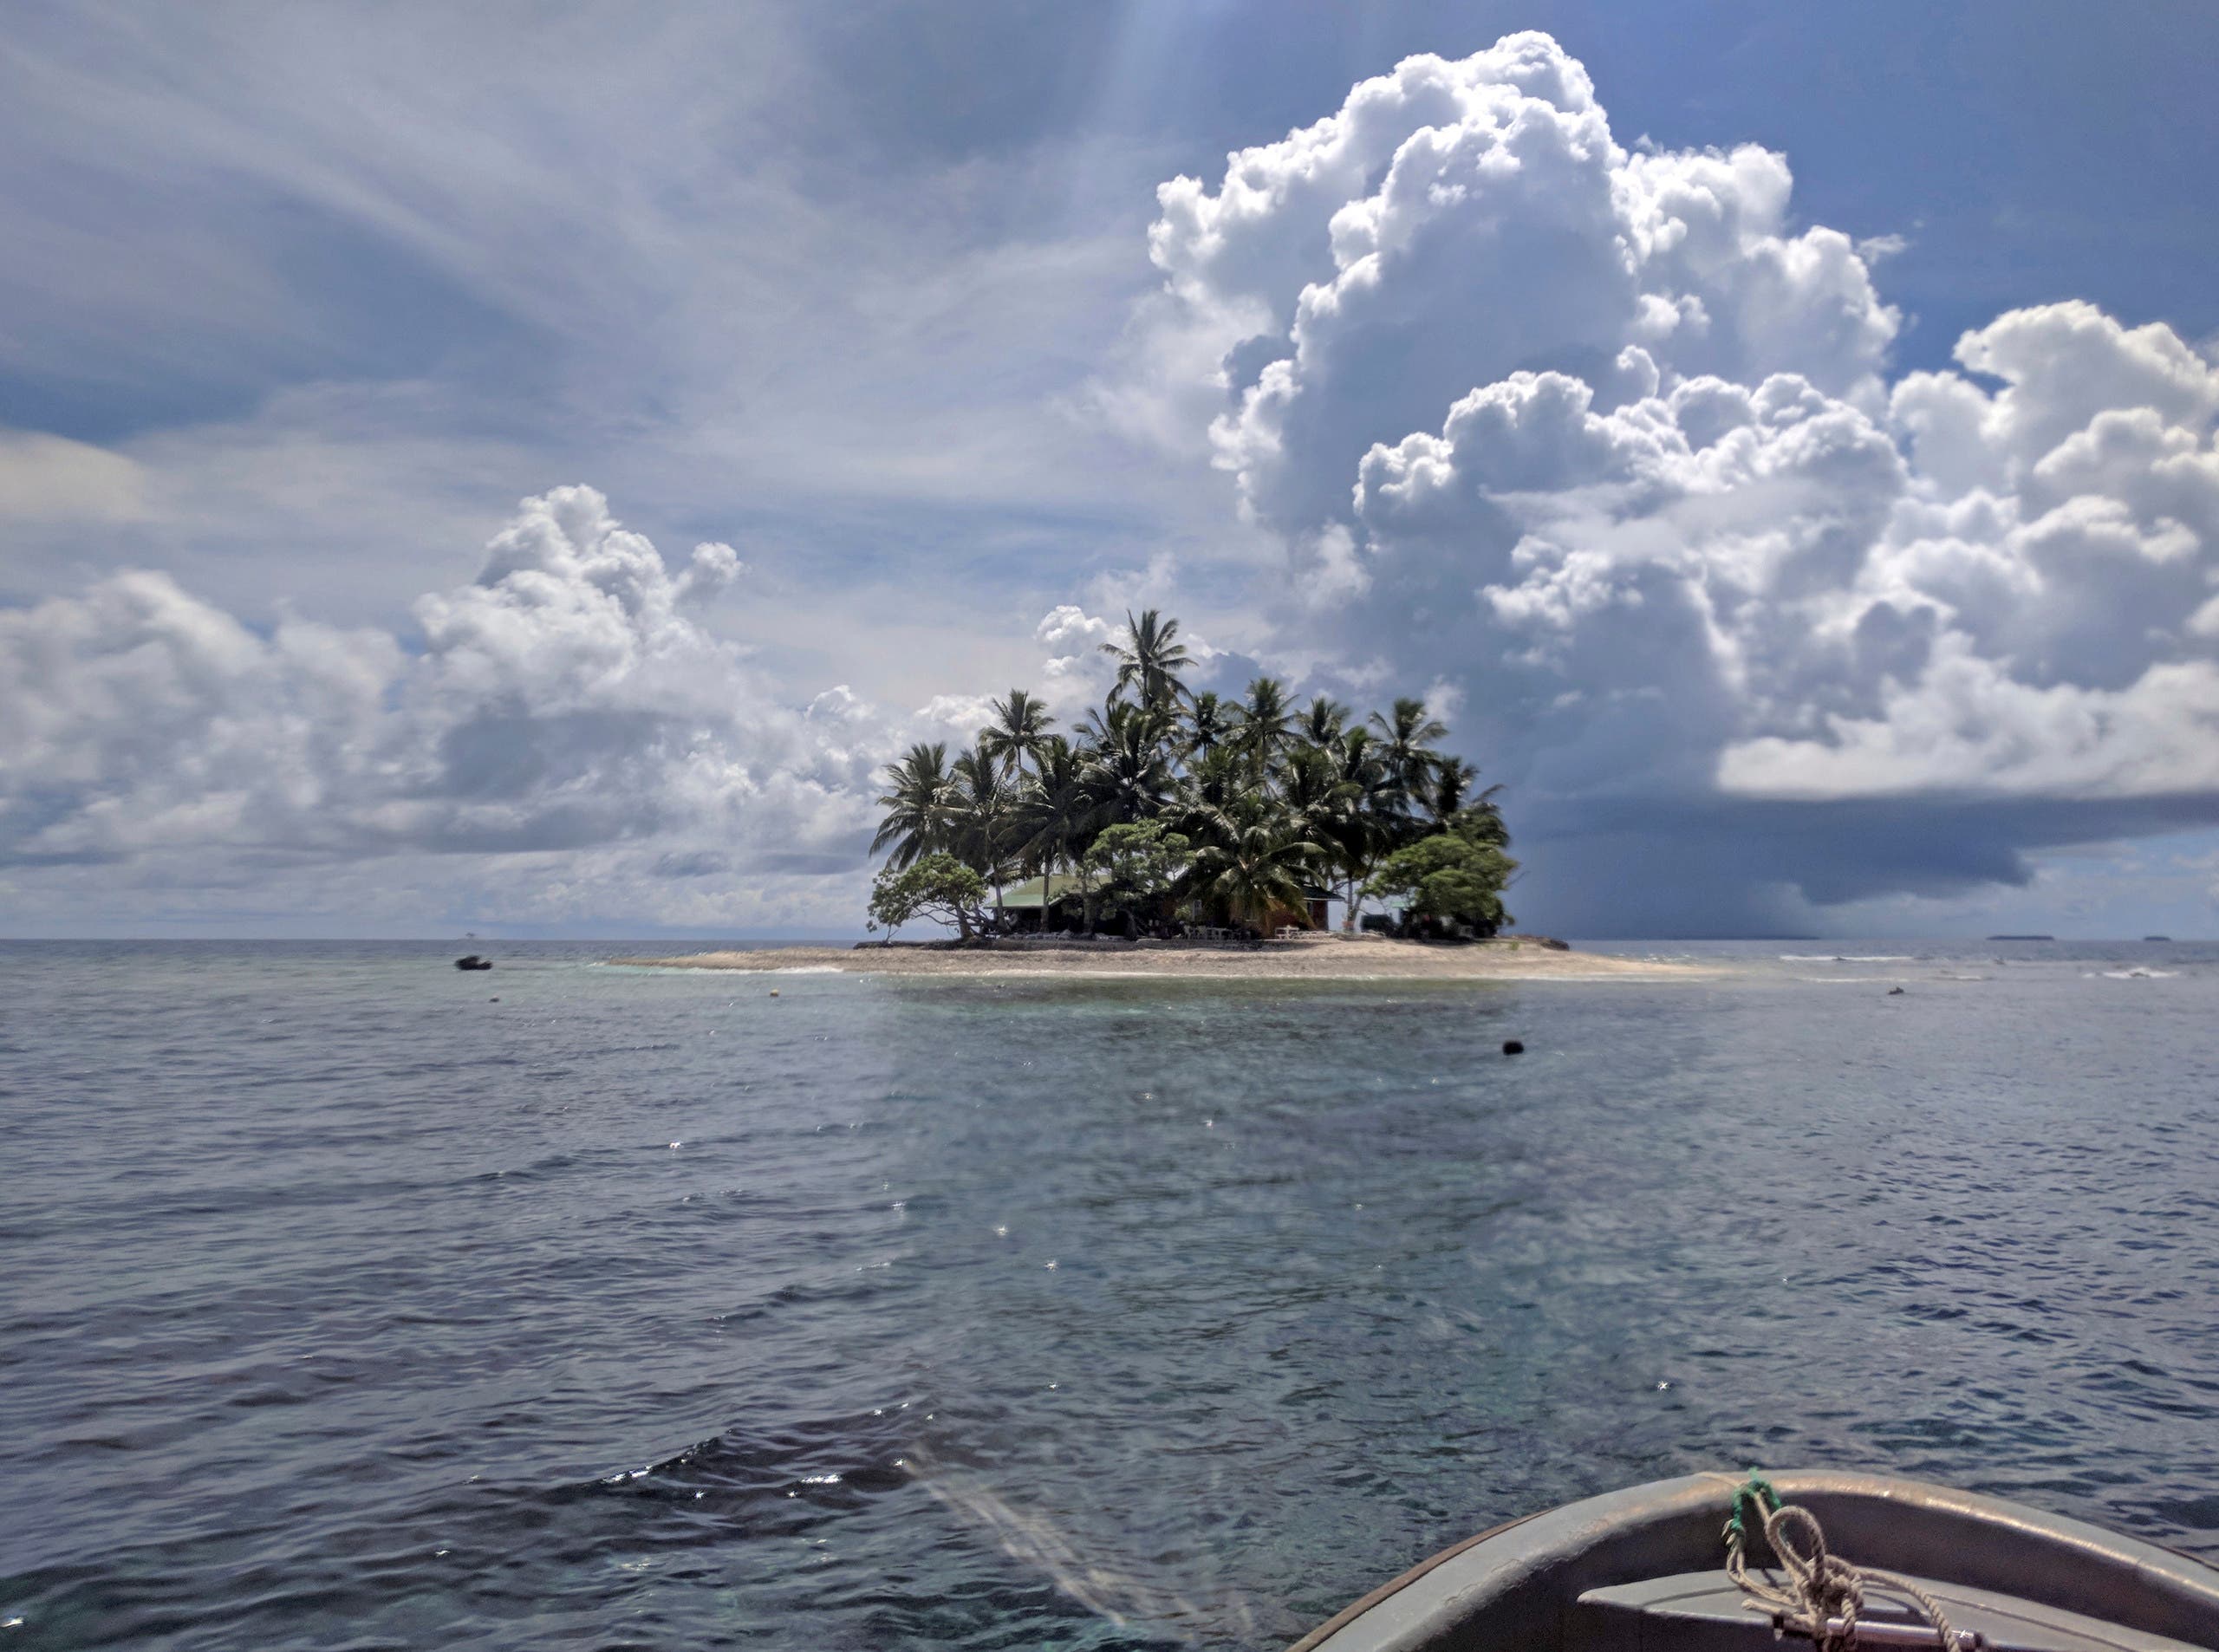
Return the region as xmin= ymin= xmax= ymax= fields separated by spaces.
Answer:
xmin=1 ymin=940 xmax=2216 ymax=1649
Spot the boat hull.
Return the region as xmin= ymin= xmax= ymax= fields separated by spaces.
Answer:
xmin=1291 ymin=1471 xmax=2219 ymax=1651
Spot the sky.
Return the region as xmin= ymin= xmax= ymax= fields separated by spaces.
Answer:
xmin=4 ymin=0 xmax=2219 ymax=939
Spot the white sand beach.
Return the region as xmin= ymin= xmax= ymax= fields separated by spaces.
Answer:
xmin=611 ymin=933 xmax=1706 ymax=981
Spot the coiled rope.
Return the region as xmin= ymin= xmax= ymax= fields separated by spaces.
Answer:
xmin=1724 ymin=1473 xmax=1981 ymax=1649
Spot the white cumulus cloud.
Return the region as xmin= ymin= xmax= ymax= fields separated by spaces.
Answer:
xmin=1123 ymin=32 xmax=2219 ymax=930
xmin=0 ymin=486 xmax=891 ymax=927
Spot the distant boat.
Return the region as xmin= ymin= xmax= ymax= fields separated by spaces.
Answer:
xmin=1292 ymin=1470 xmax=2219 ymax=1651
xmin=2145 ymin=935 xmax=2173 ymax=943
xmin=1987 ymin=933 xmax=2054 ymax=940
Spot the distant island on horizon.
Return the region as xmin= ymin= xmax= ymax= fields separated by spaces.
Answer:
xmin=862 ymin=608 xmax=1515 ymax=946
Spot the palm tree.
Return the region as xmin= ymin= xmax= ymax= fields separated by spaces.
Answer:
xmin=1231 ymin=676 xmax=1294 ymax=785
xmin=1370 ymin=696 xmax=1450 ymax=822
xmin=1326 ymin=729 xmax=1391 ymax=929
xmin=1186 ymin=690 xmax=1232 ymax=761
xmin=980 ymin=688 xmax=1056 ymax=779
xmin=1278 ymin=744 xmax=1356 ymax=839
xmin=1451 ymin=784 xmax=1511 ymax=849
xmin=1297 ymin=695 xmax=1350 ymax=748
xmin=1274 ymin=743 xmax=1367 ymax=931
xmin=1327 ymin=726 xmax=1389 ymax=803
xmin=1174 ymin=745 xmax=1246 ymax=835
xmin=1099 ymin=608 xmax=1192 ymax=711
xmin=1082 ymin=702 xmax=1175 ymax=826
xmin=1015 ymin=737 xmax=1100 ymax=929
xmin=870 ymin=742 xmax=953 ymax=870
xmin=1181 ymin=791 xmax=1327 ymax=933
xmin=1423 ymin=757 xmax=1482 ymax=825
xmin=949 ymin=742 xmax=1020 ymax=919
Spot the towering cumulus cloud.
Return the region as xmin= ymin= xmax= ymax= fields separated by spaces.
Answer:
xmin=1141 ymin=33 xmax=2219 ymax=931
xmin=0 ymin=487 xmax=883 ymax=927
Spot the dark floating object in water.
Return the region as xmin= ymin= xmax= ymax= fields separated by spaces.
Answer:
xmin=1290 ymin=1470 xmax=2219 ymax=1651
xmin=1988 ymin=933 xmax=2055 ymax=941
xmin=454 ymin=954 xmax=493 ymax=971
xmin=1501 ymin=1039 xmax=1524 ymax=1055
xmin=1887 ymin=986 xmax=1906 ymax=996
xmin=2144 ymin=936 xmax=2173 ymax=943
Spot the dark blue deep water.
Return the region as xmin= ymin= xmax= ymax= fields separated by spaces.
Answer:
xmin=3 ymin=939 xmax=2217 ymax=1649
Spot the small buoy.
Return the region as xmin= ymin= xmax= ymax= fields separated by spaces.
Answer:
xmin=1502 ymin=1039 xmax=1525 ymax=1055
xmin=769 ymin=989 xmax=780 ymax=997
xmin=489 ymin=997 xmax=499 ymax=1002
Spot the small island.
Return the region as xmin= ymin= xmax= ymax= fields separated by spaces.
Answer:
xmin=622 ymin=611 xmax=1705 ymax=981
xmin=865 ymin=609 xmax=1519 ymax=942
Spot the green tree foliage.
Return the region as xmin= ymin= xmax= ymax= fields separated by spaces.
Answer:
xmin=1180 ymin=792 xmax=1327 ymax=932
xmin=1320 ymin=727 xmax=1393 ymax=927
xmin=1080 ymin=701 xmax=1175 ymax=824
xmin=1445 ymin=795 xmax=1509 ymax=850
xmin=980 ymin=688 xmax=1055 ymax=778
xmin=1371 ymin=696 xmax=1450 ymax=816
xmin=1275 ymin=744 xmax=1354 ymax=838
xmin=1014 ymin=736 xmax=1093 ymax=859
xmin=1298 ymin=695 xmax=1349 ymax=746
xmin=1365 ymin=810 xmax=1518 ymax=938
xmin=1186 ymin=690 xmax=1231 ymax=759
xmin=948 ymin=741 xmax=1020 ymax=892
xmin=1082 ymin=820 xmax=1189 ymax=935
xmin=1231 ymin=675 xmax=1293 ymax=784
xmin=869 ymin=742 xmax=953 ymax=870
xmin=866 ymin=854 xmax=991 ymax=943
xmin=865 ymin=612 xmax=1515 ymax=940
xmin=1098 ymin=608 xmax=1192 ymax=710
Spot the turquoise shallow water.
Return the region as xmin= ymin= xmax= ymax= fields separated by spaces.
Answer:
xmin=3 ymin=938 xmax=2216 ymax=1649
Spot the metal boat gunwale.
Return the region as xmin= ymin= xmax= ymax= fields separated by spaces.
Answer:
xmin=1290 ymin=1469 xmax=2219 ymax=1652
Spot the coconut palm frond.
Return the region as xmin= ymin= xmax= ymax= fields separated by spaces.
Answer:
xmin=980 ymin=688 xmax=1057 ymax=778
xmin=1098 ymin=608 xmax=1193 ymax=710
xmin=871 ymin=742 xmax=954 ymax=869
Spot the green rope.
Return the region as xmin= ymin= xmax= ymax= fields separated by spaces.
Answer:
xmin=1723 ymin=1469 xmax=1781 ymax=1553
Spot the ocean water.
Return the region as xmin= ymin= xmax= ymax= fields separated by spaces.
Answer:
xmin=3 ymin=937 xmax=2216 ymax=1649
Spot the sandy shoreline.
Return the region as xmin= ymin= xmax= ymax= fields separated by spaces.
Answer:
xmin=609 ymin=933 xmax=1708 ymax=981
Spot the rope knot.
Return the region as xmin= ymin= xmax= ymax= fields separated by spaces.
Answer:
xmin=1722 ymin=1473 xmax=1975 ymax=1651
